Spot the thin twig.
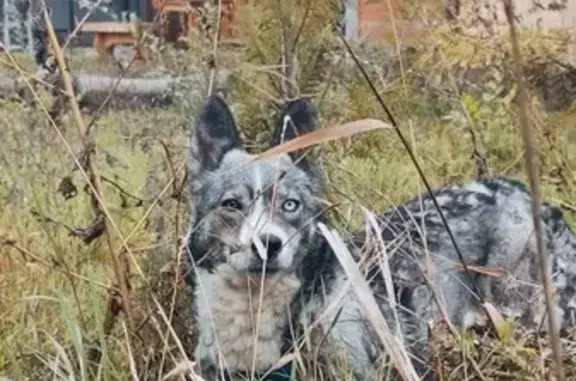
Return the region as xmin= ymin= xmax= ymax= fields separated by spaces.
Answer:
xmin=82 ymin=7 xmax=167 ymax=136
xmin=61 ymin=0 xmax=106 ymax=51
xmin=101 ymin=175 xmax=150 ymax=205
xmin=157 ymin=139 xmax=180 ymax=196
xmin=291 ymin=0 xmax=315 ymax=53
xmin=279 ymin=0 xmax=297 ymax=98
xmin=1 ymin=238 xmax=114 ymax=291
xmin=502 ymin=1 xmax=566 ymax=381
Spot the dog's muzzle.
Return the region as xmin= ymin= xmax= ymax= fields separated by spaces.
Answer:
xmin=247 ymin=234 xmax=283 ymax=274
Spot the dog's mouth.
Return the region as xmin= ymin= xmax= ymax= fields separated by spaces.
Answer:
xmin=226 ymin=247 xmax=292 ymax=276
xmin=245 ymin=264 xmax=281 ymax=275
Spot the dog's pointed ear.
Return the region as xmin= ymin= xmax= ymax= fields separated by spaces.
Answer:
xmin=188 ymin=95 xmax=241 ymax=192
xmin=271 ymin=97 xmax=317 ymax=146
xmin=270 ymin=97 xmax=318 ymax=164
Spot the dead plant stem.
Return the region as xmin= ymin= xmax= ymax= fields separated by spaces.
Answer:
xmin=502 ymin=1 xmax=565 ymax=380
xmin=42 ymin=6 xmax=133 ymax=329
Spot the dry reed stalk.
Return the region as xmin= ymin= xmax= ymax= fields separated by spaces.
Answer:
xmin=207 ymin=0 xmax=224 ymax=96
xmin=256 ymin=118 xmax=393 ymax=161
xmin=502 ymin=1 xmax=566 ymax=380
xmin=41 ymin=6 xmax=133 ymax=331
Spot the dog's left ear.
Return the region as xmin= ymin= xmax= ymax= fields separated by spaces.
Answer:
xmin=188 ymin=95 xmax=241 ymax=192
xmin=270 ymin=97 xmax=319 ymax=171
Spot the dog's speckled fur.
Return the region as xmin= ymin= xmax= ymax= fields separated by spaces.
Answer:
xmin=184 ymin=95 xmax=576 ymax=380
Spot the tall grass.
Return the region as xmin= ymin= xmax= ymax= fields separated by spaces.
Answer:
xmin=1 ymin=0 xmax=575 ymax=380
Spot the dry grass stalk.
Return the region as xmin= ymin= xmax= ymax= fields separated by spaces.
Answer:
xmin=255 ymin=118 xmax=393 ymax=161
xmin=502 ymin=0 xmax=566 ymax=380
xmin=41 ymin=5 xmax=134 ymax=334
xmin=1 ymin=238 xmax=113 ymax=291
xmin=318 ymin=222 xmax=421 ymax=381
xmin=207 ymin=0 xmax=224 ymax=96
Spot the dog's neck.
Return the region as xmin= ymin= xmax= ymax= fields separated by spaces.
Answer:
xmin=191 ymin=265 xmax=302 ymax=376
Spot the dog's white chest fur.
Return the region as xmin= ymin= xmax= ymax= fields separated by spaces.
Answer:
xmin=194 ymin=268 xmax=301 ymax=372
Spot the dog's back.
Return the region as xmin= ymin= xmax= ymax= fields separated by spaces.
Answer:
xmin=540 ymin=196 xmax=576 ymax=327
xmin=303 ymin=176 xmax=576 ymax=379
xmin=377 ymin=176 xmax=576 ymax=329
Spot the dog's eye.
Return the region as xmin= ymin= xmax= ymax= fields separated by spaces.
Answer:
xmin=221 ymin=198 xmax=242 ymax=210
xmin=281 ymin=199 xmax=300 ymax=213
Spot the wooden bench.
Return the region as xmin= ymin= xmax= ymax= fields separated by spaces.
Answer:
xmin=79 ymin=21 xmax=153 ymax=60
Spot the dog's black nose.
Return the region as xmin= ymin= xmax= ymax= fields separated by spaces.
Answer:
xmin=251 ymin=234 xmax=283 ymax=261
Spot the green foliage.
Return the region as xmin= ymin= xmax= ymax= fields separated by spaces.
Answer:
xmin=225 ymin=0 xmax=342 ymax=147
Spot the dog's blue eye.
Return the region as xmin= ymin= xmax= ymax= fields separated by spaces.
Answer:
xmin=222 ymin=198 xmax=242 ymax=210
xmin=282 ymin=199 xmax=300 ymax=213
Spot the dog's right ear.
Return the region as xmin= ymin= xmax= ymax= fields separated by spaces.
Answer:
xmin=188 ymin=95 xmax=241 ymax=192
xmin=271 ymin=97 xmax=317 ymax=148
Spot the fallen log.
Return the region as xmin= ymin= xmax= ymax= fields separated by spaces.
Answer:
xmin=0 ymin=72 xmax=177 ymax=108
xmin=0 ymin=70 xmax=230 ymax=116
xmin=37 ymin=73 xmax=184 ymax=121
xmin=72 ymin=74 xmax=178 ymax=111
xmin=0 ymin=63 xmax=230 ymax=111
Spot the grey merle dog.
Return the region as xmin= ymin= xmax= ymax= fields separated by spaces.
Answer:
xmin=184 ymin=94 xmax=576 ymax=380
